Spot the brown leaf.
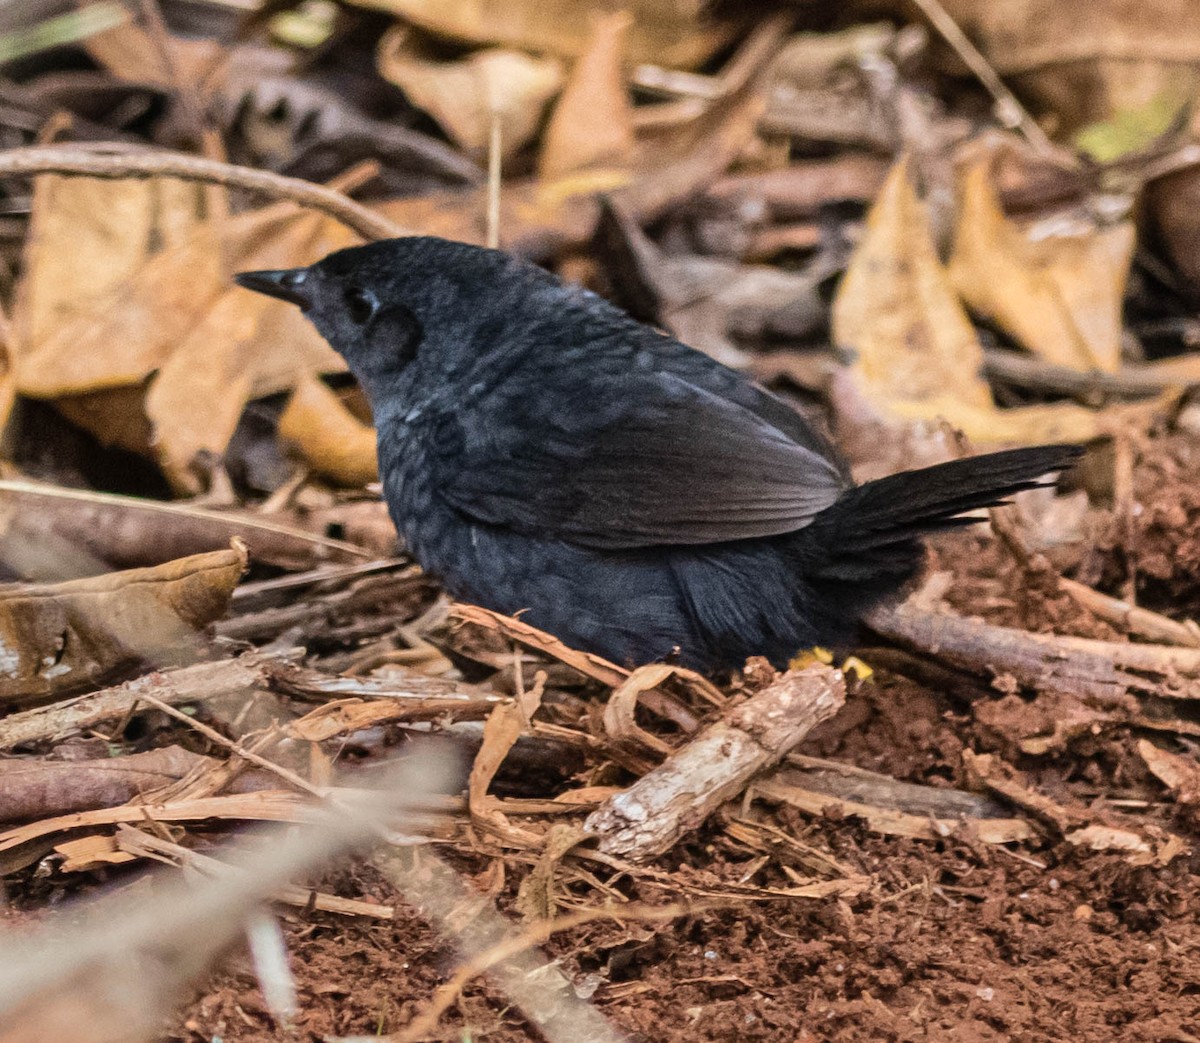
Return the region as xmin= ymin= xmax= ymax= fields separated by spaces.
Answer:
xmin=378 ymin=29 xmax=563 ymax=159
xmin=15 ymin=175 xmax=218 ymax=382
xmin=85 ymin=16 xmax=222 ymax=92
xmin=468 ymin=701 xmax=539 ymax=847
xmin=1138 ymin=738 xmax=1200 ymax=804
xmin=277 ymin=374 xmax=378 ymax=487
xmin=936 ymin=0 xmax=1200 ymax=130
xmin=350 ymin=0 xmax=733 ymax=68
xmin=0 ymin=544 xmax=245 ymax=708
xmin=143 ymin=209 xmax=356 ymax=493
xmin=539 ymin=12 xmax=635 ymax=182
xmin=832 ymin=159 xmax=1107 ymax=445
xmin=450 ymin=603 xmax=629 ymax=687
xmin=949 ymin=163 xmax=1133 ymax=372
xmin=14 ymin=184 xmax=357 ymax=491
xmin=603 ymin=664 xmax=677 ymax=760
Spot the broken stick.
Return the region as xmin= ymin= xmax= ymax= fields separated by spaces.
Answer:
xmin=584 ymin=665 xmax=845 ymax=862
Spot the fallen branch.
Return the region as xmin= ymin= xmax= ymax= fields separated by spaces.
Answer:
xmin=981 ymin=349 xmax=1195 ymax=401
xmin=752 ymin=775 xmax=1035 ymax=844
xmin=0 ymin=650 xmax=299 ymax=751
xmin=864 ymin=603 xmax=1200 ymax=703
xmin=0 ymin=143 xmax=404 ymax=241
xmin=584 ymin=665 xmax=845 ymax=861
xmin=0 ymin=746 xmax=216 ymax=822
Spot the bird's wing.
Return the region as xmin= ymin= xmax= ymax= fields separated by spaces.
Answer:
xmin=432 ymin=370 xmax=847 ymax=549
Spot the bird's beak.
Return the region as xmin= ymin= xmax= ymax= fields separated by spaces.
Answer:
xmin=234 ymin=267 xmax=313 ymax=310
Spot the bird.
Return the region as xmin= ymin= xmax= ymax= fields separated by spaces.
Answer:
xmin=235 ymin=236 xmax=1081 ymax=673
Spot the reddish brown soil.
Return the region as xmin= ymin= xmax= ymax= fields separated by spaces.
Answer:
xmin=174 ymin=493 xmax=1200 ymax=1043
xmin=175 ymin=658 xmax=1200 ymax=1042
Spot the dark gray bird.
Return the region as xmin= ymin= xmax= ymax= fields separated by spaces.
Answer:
xmin=236 ymin=237 xmax=1080 ymax=672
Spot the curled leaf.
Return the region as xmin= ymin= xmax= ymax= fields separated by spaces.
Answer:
xmin=378 ymin=29 xmax=563 ymax=159
xmin=0 ymin=544 xmax=246 ymax=708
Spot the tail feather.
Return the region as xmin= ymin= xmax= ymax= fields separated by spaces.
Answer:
xmin=796 ymin=444 xmax=1083 ymax=584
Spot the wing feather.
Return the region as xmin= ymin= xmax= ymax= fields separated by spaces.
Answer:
xmin=435 ymin=371 xmax=846 ymax=549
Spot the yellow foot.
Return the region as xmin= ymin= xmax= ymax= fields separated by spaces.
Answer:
xmin=788 ymin=646 xmax=873 ymax=681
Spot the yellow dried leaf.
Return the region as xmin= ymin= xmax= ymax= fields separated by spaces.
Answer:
xmin=0 ymin=544 xmax=245 ymax=708
xmin=539 ymin=11 xmax=635 ymax=182
xmin=16 ymin=175 xmax=218 ymax=365
xmin=833 ymin=159 xmax=992 ymax=409
xmin=949 ymin=163 xmax=1133 ymax=372
xmin=278 ymin=374 xmax=378 ymax=487
xmin=378 ymin=29 xmax=563 ymax=158
xmin=833 ymin=160 xmax=1109 ymax=446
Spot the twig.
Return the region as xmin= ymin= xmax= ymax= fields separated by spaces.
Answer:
xmin=981 ymin=348 xmax=1191 ymax=400
xmin=864 ymin=602 xmax=1200 ymax=702
xmin=486 ymin=109 xmax=502 ymax=250
xmin=0 ymin=650 xmax=299 ymax=751
xmin=907 ymin=0 xmax=1056 ymax=155
xmin=134 ymin=691 xmax=326 ymax=800
xmin=0 ymin=144 xmax=403 ymax=241
xmin=585 ymin=665 xmax=845 ymax=861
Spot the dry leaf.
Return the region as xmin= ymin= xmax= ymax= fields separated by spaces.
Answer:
xmin=539 ymin=11 xmax=635 ymax=182
xmin=833 ymin=160 xmax=992 ymax=410
xmin=603 ymin=664 xmax=677 ymax=759
xmin=348 ymin=0 xmax=732 ymax=68
xmin=277 ymin=374 xmax=378 ymax=487
xmin=0 ymin=544 xmax=245 ymax=708
xmin=832 ymin=160 xmax=1107 ymax=445
xmin=144 ymin=209 xmax=357 ymax=492
xmin=936 ymin=0 xmax=1200 ymax=129
xmin=85 ymin=16 xmax=222 ymax=92
xmin=15 ymin=175 xmax=218 ymax=378
xmin=14 ymin=181 xmax=356 ymax=491
xmin=1137 ymin=738 xmax=1200 ymax=804
xmin=378 ymin=29 xmax=562 ymax=159
xmin=949 ymin=163 xmax=1133 ymax=372
xmin=468 ymin=702 xmax=540 ymax=847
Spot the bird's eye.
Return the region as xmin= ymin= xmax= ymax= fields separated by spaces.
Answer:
xmin=343 ymin=285 xmax=378 ymax=325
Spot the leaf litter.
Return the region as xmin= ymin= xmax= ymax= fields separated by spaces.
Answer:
xmin=3 ymin=2 xmax=1200 ymax=1042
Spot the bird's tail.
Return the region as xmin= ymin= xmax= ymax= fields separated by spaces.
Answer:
xmin=790 ymin=444 xmax=1084 ymax=595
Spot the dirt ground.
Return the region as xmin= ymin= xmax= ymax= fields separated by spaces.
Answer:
xmin=162 ymin=438 xmax=1200 ymax=1042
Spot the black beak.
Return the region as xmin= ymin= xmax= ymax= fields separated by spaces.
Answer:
xmin=234 ymin=267 xmax=313 ymax=309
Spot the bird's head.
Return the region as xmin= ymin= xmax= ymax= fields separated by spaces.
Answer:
xmin=235 ymin=236 xmax=559 ymax=414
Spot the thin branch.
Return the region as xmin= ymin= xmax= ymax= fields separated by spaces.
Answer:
xmin=0 ymin=144 xmax=404 ymax=241
xmin=908 ymin=0 xmax=1056 ymax=155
